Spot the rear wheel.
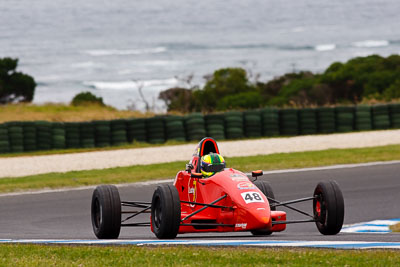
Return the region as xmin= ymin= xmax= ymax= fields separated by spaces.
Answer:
xmin=313 ymin=181 xmax=344 ymax=235
xmin=91 ymin=185 xmax=121 ymax=239
xmin=251 ymin=180 xmax=275 ymax=236
xmin=151 ymin=184 xmax=181 ymax=239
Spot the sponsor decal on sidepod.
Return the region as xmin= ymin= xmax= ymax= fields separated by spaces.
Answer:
xmin=235 ymin=223 xmax=247 ymax=229
xmin=237 ymin=182 xmax=257 ymax=190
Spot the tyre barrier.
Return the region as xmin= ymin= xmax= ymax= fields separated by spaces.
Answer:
xmin=317 ymin=107 xmax=335 ymax=133
xmin=23 ymin=121 xmax=37 ymax=152
xmin=52 ymin=122 xmax=66 ymax=150
xmin=165 ymin=115 xmax=186 ymax=142
xmin=146 ymin=116 xmax=165 ymax=144
xmin=244 ymin=110 xmax=262 ymax=138
xmin=80 ymin=122 xmax=95 ymax=148
xmin=126 ymin=118 xmax=147 ymax=143
xmin=94 ymin=120 xmax=111 ymax=147
xmin=36 ymin=121 xmax=52 ymax=150
xmin=279 ymin=108 xmax=299 ymax=136
xmin=205 ymin=113 xmax=225 ymax=140
xmin=355 ymin=105 xmax=372 ymax=131
xmin=0 ymin=124 xmax=10 ymax=153
xmin=7 ymin=121 xmax=24 ymax=153
xmin=372 ymin=105 xmax=390 ymax=130
xmin=111 ymin=119 xmax=128 ymax=146
xmin=224 ymin=111 xmax=244 ymax=139
xmin=185 ymin=113 xmax=206 ymax=141
xmin=261 ymin=107 xmax=280 ymax=136
xmin=65 ymin=122 xmax=81 ymax=148
xmin=0 ymin=103 xmax=400 ymax=154
xmin=335 ymin=106 xmax=354 ymax=133
xmin=299 ymin=108 xmax=317 ymax=135
xmin=389 ymin=103 xmax=400 ymax=128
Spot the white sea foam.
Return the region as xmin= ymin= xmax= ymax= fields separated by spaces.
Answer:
xmin=352 ymin=40 xmax=389 ymax=48
xmin=85 ymin=47 xmax=167 ymax=56
xmin=315 ymin=44 xmax=336 ymax=51
xmin=83 ymin=77 xmax=179 ymax=90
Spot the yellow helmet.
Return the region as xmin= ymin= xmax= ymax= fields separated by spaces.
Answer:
xmin=200 ymin=153 xmax=226 ymax=177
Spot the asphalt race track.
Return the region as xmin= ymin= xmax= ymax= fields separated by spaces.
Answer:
xmin=1 ymin=162 xmax=400 ymax=243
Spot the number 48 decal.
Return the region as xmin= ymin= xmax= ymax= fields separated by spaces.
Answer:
xmin=241 ymin=191 xmax=264 ymax=204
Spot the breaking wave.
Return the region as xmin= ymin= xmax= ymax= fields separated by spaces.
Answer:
xmin=83 ymin=78 xmax=179 ymax=90
xmin=352 ymin=40 xmax=389 ymax=48
xmin=315 ymin=44 xmax=336 ymax=51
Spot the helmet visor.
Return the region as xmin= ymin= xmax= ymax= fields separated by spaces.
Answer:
xmin=202 ymin=163 xmax=225 ymax=173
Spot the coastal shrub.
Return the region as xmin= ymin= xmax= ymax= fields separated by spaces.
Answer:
xmin=383 ymin=79 xmax=400 ymax=100
xmin=0 ymin=57 xmax=36 ymax=104
xmin=158 ymin=55 xmax=400 ymax=112
xmin=200 ymin=68 xmax=257 ymax=111
xmin=217 ymin=91 xmax=263 ymax=110
xmin=158 ymin=87 xmax=194 ymax=112
xmin=71 ymin=91 xmax=104 ymax=106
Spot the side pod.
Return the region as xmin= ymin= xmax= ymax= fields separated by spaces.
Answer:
xmin=270 ymin=211 xmax=286 ymax=232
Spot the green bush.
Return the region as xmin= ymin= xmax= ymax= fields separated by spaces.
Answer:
xmin=200 ymin=68 xmax=257 ymax=111
xmin=71 ymin=91 xmax=104 ymax=106
xmin=158 ymin=55 xmax=400 ymax=113
xmin=0 ymin=57 xmax=36 ymax=104
xmin=217 ymin=92 xmax=263 ymax=110
xmin=158 ymin=87 xmax=194 ymax=112
xmin=384 ymin=79 xmax=400 ymax=100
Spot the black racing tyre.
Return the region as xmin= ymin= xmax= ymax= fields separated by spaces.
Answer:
xmin=251 ymin=180 xmax=275 ymax=236
xmin=91 ymin=185 xmax=121 ymax=239
xmin=151 ymin=184 xmax=181 ymax=239
xmin=313 ymin=181 xmax=344 ymax=235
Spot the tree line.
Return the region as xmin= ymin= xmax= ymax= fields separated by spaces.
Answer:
xmin=2 ymin=54 xmax=400 ymax=111
xmin=159 ymin=54 xmax=400 ymax=113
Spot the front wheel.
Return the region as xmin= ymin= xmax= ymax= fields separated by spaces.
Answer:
xmin=151 ymin=184 xmax=181 ymax=239
xmin=91 ymin=185 xmax=121 ymax=239
xmin=313 ymin=180 xmax=344 ymax=235
xmin=251 ymin=180 xmax=275 ymax=236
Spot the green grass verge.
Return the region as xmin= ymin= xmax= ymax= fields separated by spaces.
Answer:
xmin=390 ymin=223 xmax=400 ymax=232
xmin=0 ymin=245 xmax=399 ymax=266
xmin=0 ymin=144 xmax=399 ymax=194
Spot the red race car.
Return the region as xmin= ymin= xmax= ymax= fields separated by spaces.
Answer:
xmin=91 ymin=137 xmax=344 ymax=239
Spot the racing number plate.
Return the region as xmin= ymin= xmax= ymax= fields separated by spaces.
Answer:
xmin=241 ymin=191 xmax=264 ymax=204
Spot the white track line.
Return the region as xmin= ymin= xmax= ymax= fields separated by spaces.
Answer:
xmin=0 ymin=179 xmax=174 ymax=197
xmin=255 ymin=160 xmax=400 ymax=175
xmin=341 ymin=219 xmax=400 ymax=233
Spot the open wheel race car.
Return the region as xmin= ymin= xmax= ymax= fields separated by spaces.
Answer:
xmin=91 ymin=137 xmax=345 ymax=239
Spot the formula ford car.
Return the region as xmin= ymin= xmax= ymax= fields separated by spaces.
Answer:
xmin=91 ymin=137 xmax=344 ymax=239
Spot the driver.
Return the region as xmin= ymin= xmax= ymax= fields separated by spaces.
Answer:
xmin=200 ymin=152 xmax=226 ymax=177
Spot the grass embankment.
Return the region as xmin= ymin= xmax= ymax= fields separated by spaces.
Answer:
xmin=390 ymin=223 xmax=400 ymax=232
xmin=0 ymin=103 xmax=149 ymax=123
xmin=0 ymin=245 xmax=399 ymax=266
xmin=0 ymin=144 xmax=399 ymax=194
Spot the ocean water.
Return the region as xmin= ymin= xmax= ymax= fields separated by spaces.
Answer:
xmin=1 ymin=0 xmax=399 ymax=111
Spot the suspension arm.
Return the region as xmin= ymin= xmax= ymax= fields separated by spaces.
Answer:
xmin=181 ymin=194 xmax=227 ymax=222
xmin=180 ymin=200 xmax=232 ymax=209
xmin=268 ymin=197 xmax=314 ymax=219
xmin=272 ymin=219 xmax=316 ymax=225
xmin=270 ymin=196 xmax=316 ymax=207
